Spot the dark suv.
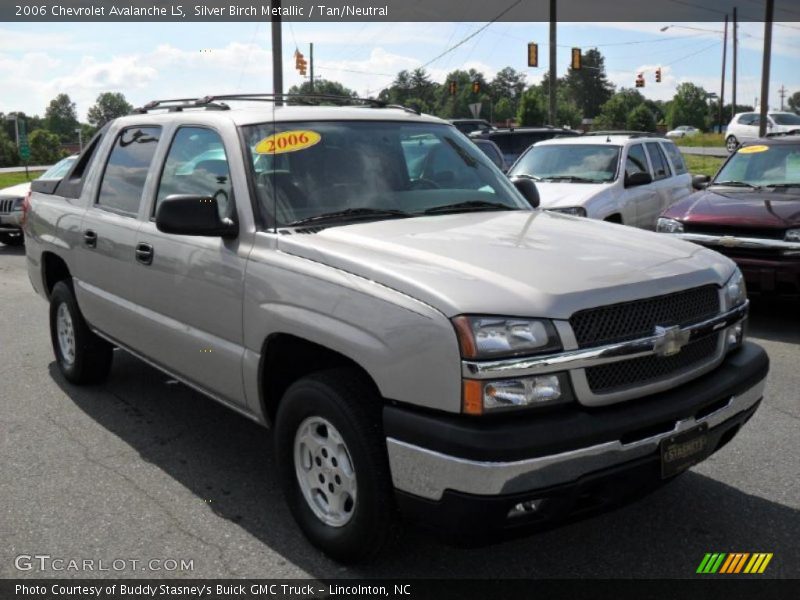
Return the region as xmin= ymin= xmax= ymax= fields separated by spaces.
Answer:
xmin=469 ymin=127 xmax=580 ymax=166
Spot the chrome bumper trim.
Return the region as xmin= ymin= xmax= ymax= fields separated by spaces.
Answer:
xmin=387 ymin=376 xmax=765 ymax=500
xmin=461 ymin=301 xmax=748 ymax=380
xmin=675 ymin=232 xmax=800 ymax=252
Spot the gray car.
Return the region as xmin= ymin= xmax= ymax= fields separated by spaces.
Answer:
xmin=24 ymin=97 xmax=768 ymax=562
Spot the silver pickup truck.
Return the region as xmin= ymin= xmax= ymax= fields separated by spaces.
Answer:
xmin=24 ymin=96 xmax=769 ymax=563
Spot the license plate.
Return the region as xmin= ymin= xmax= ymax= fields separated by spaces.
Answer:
xmin=660 ymin=423 xmax=709 ymax=478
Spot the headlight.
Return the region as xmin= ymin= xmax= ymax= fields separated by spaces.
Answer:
xmin=12 ymin=197 xmax=25 ymax=211
xmin=657 ymin=217 xmax=684 ymax=233
xmin=548 ymin=206 xmax=587 ymax=217
xmin=724 ymin=267 xmax=747 ymax=309
xmin=452 ymin=316 xmax=561 ymax=359
xmin=786 ymin=228 xmax=800 ymax=242
xmin=463 ymin=373 xmax=572 ymax=414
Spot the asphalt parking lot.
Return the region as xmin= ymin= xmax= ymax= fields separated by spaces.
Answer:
xmin=1 ymin=243 xmax=798 ymax=579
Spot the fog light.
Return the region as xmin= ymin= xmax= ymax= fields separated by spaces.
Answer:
xmin=484 ymin=375 xmax=561 ymax=411
xmin=727 ymin=324 xmax=744 ymax=349
xmin=508 ymin=498 xmax=545 ymax=518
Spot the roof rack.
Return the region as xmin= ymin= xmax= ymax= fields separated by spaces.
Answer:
xmin=132 ymin=93 xmax=420 ymax=115
xmin=583 ymin=130 xmax=661 ymax=138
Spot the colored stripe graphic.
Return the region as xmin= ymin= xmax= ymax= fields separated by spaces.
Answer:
xmin=719 ymin=554 xmax=736 ymax=574
xmin=698 ymin=553 xmax=727 ymax=573
xmin=733 ymin=553 xmax=750 ymax=573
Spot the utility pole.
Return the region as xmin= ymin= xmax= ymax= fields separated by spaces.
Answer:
xmin=732 ymin=7 xmax=737 ymax=113
xmin=271 ymin=0 xmax=283 ymax=105
xmin=548 ymin=0 xmax=556 ymax=126
xmin=718 ymin=14 xmax=728 ymax=133
xmin=758 ymin=0 xmax=774 ymax=138
xmin=309 ymin=43 xmax=314 ymax=93
xmin=778 ymin=84 xmax=787 ymax=110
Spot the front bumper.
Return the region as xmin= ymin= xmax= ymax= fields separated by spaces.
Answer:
xmin=385 ymin=342 xmax=768 ymax=531
xmin=0 ymin=210 xmax=23 ymax=232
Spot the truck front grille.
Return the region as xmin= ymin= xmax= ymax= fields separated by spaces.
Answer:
xmin=570 ymin=285 xmax=720 ymax=349
xmin=0 ymin=198 xmax=15 ymax=214
xmin=585 ymin=334 xmax=720 ymax=394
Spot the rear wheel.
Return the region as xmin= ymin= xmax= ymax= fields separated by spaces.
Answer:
xmin=49 ymin=280 xmax=113 ymax=384
xmin=274 ymin=369 xmax=397 ymax=563
xmin=0 ymin=232 xmax=24 ymax=246
xmin=726 ymin=135 xmax=739 ymax=153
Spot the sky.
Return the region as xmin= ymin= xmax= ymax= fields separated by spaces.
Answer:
xmin=1 ymin=20 xmax=799 ymax=122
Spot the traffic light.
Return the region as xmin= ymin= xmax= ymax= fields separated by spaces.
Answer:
xmin=527 ymin=42 xmax=538 ymax=67
xmin=635 ymin=72 xmax=645 ymax=88
xmin=448 ymin=81 xmax=457 ymax=96
xmin=471 ymin=81 xmax=480 ymax=94
xmin=294 ymin=50 xmax=307 ymax=76
xmin=655 ymin=67 xmax=662 ymax=83
xmin=571 ymin=48 xmax=582 ymax=70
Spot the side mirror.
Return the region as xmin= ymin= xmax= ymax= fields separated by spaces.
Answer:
xmin=624 ymin=171 xmax=653 ymax=188
xmin=692 ymin=174 xmax=710 ymax=190
xmin=155 ymin=194 xmax=238 ymax=238
xmin=509 ymin=176 xmax=540 ymax=208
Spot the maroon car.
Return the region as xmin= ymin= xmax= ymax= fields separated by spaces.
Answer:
xmin=657 ymin=136 xmax=800 ymax=295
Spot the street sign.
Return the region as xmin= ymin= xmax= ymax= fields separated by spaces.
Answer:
xmin=468 ymin=102 xmax=482 ymax=118
xmin=18 ymin=119 xmax=30 ymax=161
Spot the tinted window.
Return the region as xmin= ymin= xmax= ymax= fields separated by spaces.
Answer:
xmin=738 ymin=113 xmax=757 ymax=125
xmin=625 ymin=144 xmax=649 ymax=177
xmin=40 ymin=156 xmax=77 ymax=180
xmin=510 ymin=144 xmax=619 ymax=182
xmin=645 ymin=142 xmax=671 ymax=180
xmin=661 ymin=141 xmax=687 ymax=175
xmin=772 ymin=113 xmax=800 ymax=126
xmin=156 ymin=127 xmax=232 ymax=219
xmin=715 ymin=143 xmax=800 ymax=186
xmin=97 ymin=127 xmax=160 ymax=216
xmin=475 ymin=141 xmax=504 ymax=169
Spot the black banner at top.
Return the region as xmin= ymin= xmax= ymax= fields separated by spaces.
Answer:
xmin=3 ymin=0 xmax=800 ymax=22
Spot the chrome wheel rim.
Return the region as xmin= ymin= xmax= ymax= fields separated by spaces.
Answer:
xmin=726 ymin=137 xmax=737 ymax=152
xmin=56 ymin=303 xmax=76 ymax=366
xmin=293 ymin=416 xmax=357 ymax=527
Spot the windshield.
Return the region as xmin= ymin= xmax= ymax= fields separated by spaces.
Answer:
xmin=772 ymin=113 xmax=800 ymax=126
xmin=40 ymin=156 xmax=77 ymax=180
xmin=241 ymin=121 xmax=526 ymax=228
xmin=509 ymin=144 xmax=620 ymax=183
xmin=713 ymin=144 xmax=800 ymax=187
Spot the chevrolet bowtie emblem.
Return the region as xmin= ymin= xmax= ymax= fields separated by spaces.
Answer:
xmin=719 ymin=236 xmax=741 ymax=248
xmin=653 ymin=325 xmax=691 ymax=357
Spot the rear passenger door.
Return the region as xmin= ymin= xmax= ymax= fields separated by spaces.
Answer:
xmin=130 ymin=126 xmax=248 ymax=407
xmin=76 ymin=125 xmax=160 ymax=344
xmin=620 ymin=143 xmax=660 ymax=228
xmin=659 ymin=140 xmax=693 ymax=208
xmin=644 ymin=141 xmax=677 ymax=222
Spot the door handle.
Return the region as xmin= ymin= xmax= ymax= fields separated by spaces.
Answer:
xmin=83 ymin=229 xmax=97 ymax=248
xmin=135 ymin=242 xmax=154 ymax=265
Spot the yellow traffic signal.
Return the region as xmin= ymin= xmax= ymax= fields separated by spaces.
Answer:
xmin=294 ymin=50 xmax=307 ymax=76
xmin=528 ymin=43 xmax=538 ymax=67
xmin=471 ymin=81 xmax=480 ymax=94
xmin=655 ymin=67 xmax=662 ymax=83
xmin=571 ymin=48 xmax=581 ymax=70
xmin=635 ymin=72 xmax=645 ymax=88
xmin=449 ymin=81 xmax=457 ymax=96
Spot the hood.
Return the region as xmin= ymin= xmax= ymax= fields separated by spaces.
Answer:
xmin=278 ymin=211 xmax=734 ymax=318
xmin=663 ymin=188 xmax=800 ymax=229
xmin=534 ymin=181 xmax=611 ymax=209
xmin=0 ymin=182 xmax=31 ymax=199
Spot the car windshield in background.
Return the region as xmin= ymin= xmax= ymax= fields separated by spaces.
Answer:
xmin=241 ymin=121 xmax=526 ymax=228
xmin=510 ymin=144 xmax=620 ymax=183
xmin=39 ymin=156 xmax=77 ymax=179
xmin=713 ymin=144 xmax=800 ymax=188
xmin=772 ymin=113 xmax=800 ymax=126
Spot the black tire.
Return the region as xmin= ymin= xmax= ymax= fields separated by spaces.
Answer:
xmin=274 ymin=369 xmax=397 ymax=563
xmin=0 ymin=232 xmax=24 ymax=246
xmin=604 ymin=214 xmax=623 ymax=224
xmin=49 ymin=280 xmax=113 ymax=384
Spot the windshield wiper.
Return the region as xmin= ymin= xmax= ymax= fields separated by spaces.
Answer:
xmin=711 ymin=180 xmax=762 ymax=190
xmin=423 ymin=200 xmax=513 ymax=215
xmin=541 ymin=175 xmax=597 ymax=183
xmin=511 ymin=173 xmax=541 ymax=181
xmin=287 ymin=207 xmax=412 ymax=227
xmin=763 ymin=183 xmax=800 ymax=189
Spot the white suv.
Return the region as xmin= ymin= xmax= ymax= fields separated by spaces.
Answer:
xmin=507 ymin=134 xmax=693 ymax=229
xmin=725 ymin=111 xmax=800 ymax=152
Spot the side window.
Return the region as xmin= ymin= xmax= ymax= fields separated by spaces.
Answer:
xmin=97 ymin=126 xmax=160 ymax=216
xmin=625 ymin=144 xmax=649 ymax=177
xmin=661 ymin=141 xmax=687 ymax=175
xmin=645 ymin=142 xmax=671 ymax=180
xmin=738 ymin=113 xmax=755 ymax=125
xmin=156 ymin=127 xmax=232 ymax=219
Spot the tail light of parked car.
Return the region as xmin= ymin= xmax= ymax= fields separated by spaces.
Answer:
xmin=21 ymin=190 xmax=31 ymax=228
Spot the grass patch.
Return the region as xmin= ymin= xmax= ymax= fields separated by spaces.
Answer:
xmin=675 ymin=133 xmax=726 ymax=147
xmin=0 ymin=171 xmax=45 ymax=190
xmin=684 ymin=154 xmax=724 ymax=178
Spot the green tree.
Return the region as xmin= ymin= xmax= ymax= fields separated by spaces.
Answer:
xmin=787 ymin=91 xmax=800 ymax=113
xmin=379 ymin=68 xmax=439 ymax=109
xmin=435 ymin=69 xmax=491 ymax=119
xmin=563 ymin=49 xmax=615 ymax=118
xmin=557 ymin=102 xmax=583 ymax=129
xmin=29 ymin=129 xmax=63 ymax=164
xmin=87 ymin=92 xmax=133 ymax=128
xmin=517 ymin=87 xmax=547 ymax=126
xmin=489 ymin=67 xmax=526 ymax=120
xmin=44 ymin=93 xmax=79 ymax=142
xmin=667 ymin=82 xmax=708 ymax=130
xmin=594 ymin=88 xmax=646 ymax=129
xmin=287 ymin=78 xmax=357 ymax=101
xmin=493 ymin=97 xmax=514 ymax=124
xmin=0 ymin=129 xmax=19 ymax=167
xmin=626 ymin=105 xmax=657 ymax=132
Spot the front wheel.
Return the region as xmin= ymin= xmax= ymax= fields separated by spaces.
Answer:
xmin=726 ymin=135 xmax=739 ymax=153
xmin=274 ymin=369 xmax=397 ymax=563
xmin=49 ymin=280 xmax=113 ymax=384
